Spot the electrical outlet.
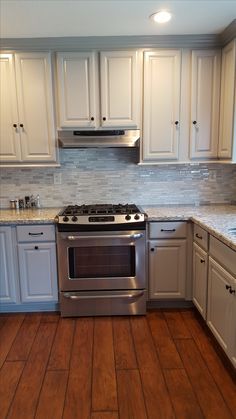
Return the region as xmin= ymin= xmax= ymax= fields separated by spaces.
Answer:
xmin=53 ymin=173 xmax=62 ymax=185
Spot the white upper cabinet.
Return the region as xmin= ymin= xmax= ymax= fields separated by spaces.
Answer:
xmin=218 ymin=39 xmax=236 ymax=160
xmin=142 ymin=49 xmax=181 ymax=161
xmin=190 ymin=50 xmax=221 ymax=159
xmin=0 ymin=52 xmax=57 ymax=165
xmin=100 ymin=50 xmax=140 ymax=127
xmin=56 ymin=50 xmax=140 ymax=129
xmin=56 ymin=52 xmax=98 ymax=128
xmin=0 ymin=54 xmax=21 ymax=162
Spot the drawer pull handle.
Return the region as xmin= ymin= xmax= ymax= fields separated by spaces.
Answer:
xmin=196 ymin=233 xmax=202 ymax=239
xmin=29 ymin=232 xmax=43 ymax=236
xmin=200 ymin=259 xmax=205 ymax=263
xmin=160 ymin=229 xmax=176 ymax=232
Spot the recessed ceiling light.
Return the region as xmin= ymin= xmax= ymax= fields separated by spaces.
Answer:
xmin=150 ymin=10 xmax=172 ymax=24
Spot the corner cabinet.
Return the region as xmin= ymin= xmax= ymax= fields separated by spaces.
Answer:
xmin=142 ymin=49 xmax=181 ymax=161
xmin=0 ymin=226 xmax=19 ymax=304
xmin=218 ymin=39 xmax=236 ymax=161
xmin=190 ymin=50 xmax=221 ymax=159
xmin=56 ymin=50 xmax=140 ymax=129
xmin=0 ymin=52 xmax=57 ymax=166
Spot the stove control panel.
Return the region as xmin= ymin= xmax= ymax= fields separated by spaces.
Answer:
xmin=58 ymin=213 xmax=146 ymax=225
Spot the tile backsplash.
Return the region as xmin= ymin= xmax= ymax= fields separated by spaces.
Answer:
xmin=1 ymin=149 xmax=236 ymax=208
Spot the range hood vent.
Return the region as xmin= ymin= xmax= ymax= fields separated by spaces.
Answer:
xmin=58 ymin=129 xmax=140 ymax=148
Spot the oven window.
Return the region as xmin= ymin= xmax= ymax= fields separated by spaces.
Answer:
xmin=68 ymin=245 xmax=135 ymax=278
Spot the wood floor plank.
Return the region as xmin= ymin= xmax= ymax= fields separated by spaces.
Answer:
xmin=0 ymin=361 xmax=25 ymax=419
xmin=40 ymin=312 xmax=60 ymax=322
xmin=181 ymin=310 xmax=236 ymax=418
xmin=147 ymin=311 xmax=183 ymax=369
xmin=0 ymin=315 xmax=8 ymax=331
xmin=176 ymin=338 xmax=233 ymax=418
xmin=164 ymin=310 xmax=191 ymax=339
xmin=63 ymin=318 xmax=93 ymax=419
xmin=7 ymin=314 xmax=41 ymax=361
xmin=7 ymin=322 xmax=57 ymax=419
xmin=113 ymin=316 xmax=137 ymax=369
xmin=117 ymin=369 xmax=147 ymax=419
xmin=91 ymin=413 xmax=119 ymax=419
xmin=164 ymin=368 xmax=204 ymax=419
xmin=35 ymin=370 xmax=68 ymax=419
xmin=47 ymin=318 xmax=75 ymax=370
xmin=92 ymin=317 xmax=118 ymax=412
xmin=0 ymin=314 xmax=25 ymax=368
xmin=131 ymin=317 xmax=175 ymax=419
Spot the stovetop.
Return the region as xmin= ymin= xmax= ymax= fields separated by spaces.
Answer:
xmin=57 ymin=203 xmax=147 ymax=226
xmin=61 ymin=203 xmax=141 ymax=216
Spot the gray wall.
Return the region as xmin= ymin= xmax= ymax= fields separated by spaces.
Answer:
xmin=1 ymin=149 xmax=236 ymax=208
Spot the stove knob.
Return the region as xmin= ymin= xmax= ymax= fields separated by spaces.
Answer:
xmin=63 ymin=216 xmax=69 ymax=222
xmin=125 ymin=214 xmax=131 ymax=221
xmin=72 ymin=216 xmax=78 ymax=222
xmin=134 ymin=214 xmax=140 ymax=220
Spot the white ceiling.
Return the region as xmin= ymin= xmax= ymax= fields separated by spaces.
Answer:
xmin=1 ymin=0 xmax=236 ymax=38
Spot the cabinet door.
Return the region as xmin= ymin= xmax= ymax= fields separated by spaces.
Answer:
xmin=207 ymin=257 xmax=235 ymax=357
xmin=149 ymin=239 xmax=186 ymax=299
xmin=15 ymin=52 xmax=56 ymax=162
xmin=218 ymin=40 xmax=236 ymax=159
xmin=190 ymin=50 xmax=221 ymax=159
xmin=100 ymin=50 xmax=140 ymax=128
xmin=0 ymin=227 xmax=18 ymax=303
xmin=142 ymin=50 xmax=181 ymax=161
xmin=0 ymin=54 xmax=21 ymax=162
xmin=56 ymin=52 xmax=98 ymax=128
xmin=192 ymin=242 xmax=208 ymax=318
xmin=18 ymin=242 xmax=58 ymax=302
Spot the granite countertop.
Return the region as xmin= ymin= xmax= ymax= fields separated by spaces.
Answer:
xmin=143 ymin=205 xmax=236 ymax=251
xmin=0 ymin=204 xmax=236 ymax=251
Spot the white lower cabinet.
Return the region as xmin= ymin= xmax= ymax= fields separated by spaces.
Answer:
xmin=0 ymin=226 xmax=19 ymax=304
xmin=148 ymin=222 xmax=187 ymax=299
xmin=18 ymin=242 xmax=58 ymax=302
xmin=0 ymin=224 xmax=58 ymax=312
xmin=192 ymin=242 xmax=208 ymax=318
xmin=207 ymin=257 xmax=236 ymax=367
xmin=16 ymin=225 xmax=58 ymax=303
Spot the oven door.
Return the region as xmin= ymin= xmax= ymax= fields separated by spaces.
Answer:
xmin=57 ymin=230 xmax=146 ymax=291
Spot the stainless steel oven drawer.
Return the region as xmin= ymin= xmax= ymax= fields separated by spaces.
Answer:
xmin=60 ymin=289 xmax=146 ymax=317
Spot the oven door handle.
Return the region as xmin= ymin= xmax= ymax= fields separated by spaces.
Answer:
xmin=66 ymin=233 xmax=144 ymax=241
xmin=63 ymin=291 xmax=145 ymax=300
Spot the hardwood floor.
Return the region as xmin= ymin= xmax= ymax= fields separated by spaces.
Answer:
xmin=0 ymin=309 xmax=235 ymax=419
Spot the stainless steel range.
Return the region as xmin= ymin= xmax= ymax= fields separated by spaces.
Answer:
xmin=56 ymin=204 xmax=147 ymax=317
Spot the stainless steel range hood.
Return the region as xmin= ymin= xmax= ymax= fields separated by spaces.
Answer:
xmin=58 ymin=129 xmax=140 ymax=148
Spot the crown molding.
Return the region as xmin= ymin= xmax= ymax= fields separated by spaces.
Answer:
xmin=220 ymin=19 xmax=236 ymax=45
xmin=0 ymin=34 xmax=221 ymax=51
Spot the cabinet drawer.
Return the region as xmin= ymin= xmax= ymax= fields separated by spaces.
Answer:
xmin=210 ymin=235 xmax=236 ymax=277
xmin=193 ymin=224 xmax=208 ymax=250
xmin=16 ymin=225 xmax=55 ymax=242
xmin=149 ymin=221 xmax=187 ymax=239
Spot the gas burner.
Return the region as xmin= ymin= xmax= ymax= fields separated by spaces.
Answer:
xmin=57 ymin=203 xmax=147 ymax=226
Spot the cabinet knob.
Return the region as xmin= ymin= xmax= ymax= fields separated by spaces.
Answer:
xmin=175 ymin=121 xmax=179 ymax=125
xmin=193 ymin=121 xmax=197 ymax=125
xmin=34 ymin=246 xmax=39 ymax=250
xmin=196 ymin=233 xmax=202 ymax=239
xmin=225 ymin=284 xmax=231 ymax=290
xmin=229 ymin=288 xmax=235 ymax=294
xmin=20 ymin=123 xmax=24 ymax=128
xmin=102 ymin=117 xmax=106 ymax=121
xmin=91 ymin=117 xmax=94 ymax=121
xmin=200 ymin=259 xmax=205 ymax=263
xmin=150 ymin=248 xmax=155 ymax=252
xmin=13 ymin=123 xmax=17 ymax=128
